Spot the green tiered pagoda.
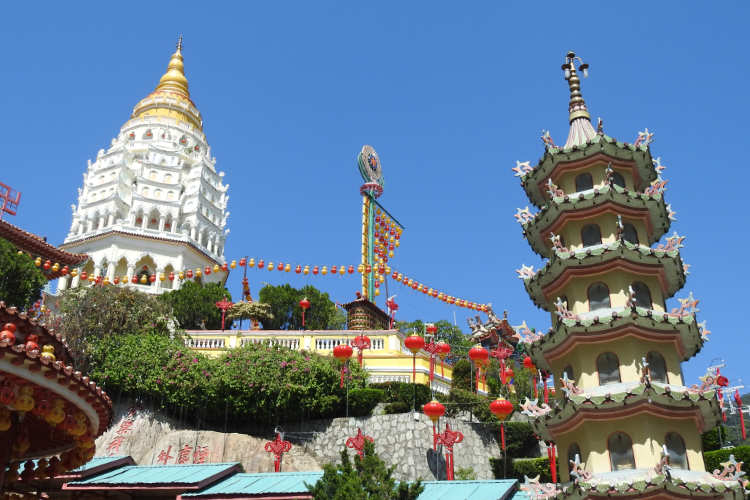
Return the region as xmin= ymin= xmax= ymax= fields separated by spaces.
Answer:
xmin=514 ymin=52 xmax=746 ymax=500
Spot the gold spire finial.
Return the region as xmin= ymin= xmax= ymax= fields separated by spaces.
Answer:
xmin=561 ymin=51 xmax=591 ymax=123
xmin=155 ymin=38 xmax=189 ymax=97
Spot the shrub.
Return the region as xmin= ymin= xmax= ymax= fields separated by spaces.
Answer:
xmin=455 ymin=467 xmax=476 ymax=480
xmin=383 ymin=402 xmax=410 ymax=414
xmin=369 ymin=382 xmax=431 ymax=408
xmin=0 ymin=237 xmax=46 ymax=309
xmin=348 ymin=388 xmax=385 ymax=417
xmin=491 ymin=457 xmax=556 ymax=482
xmin=451 ymin=359 xmax=473 ymax=391
xmin=701 ymin=425 xmax=730 ymax=452
xmin=703 ymin=446 xmax=750 ymax=473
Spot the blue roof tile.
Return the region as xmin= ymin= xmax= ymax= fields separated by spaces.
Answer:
xmin=182 ymin=471 xmax=323 ymax=496
xmin=70 ymin=455 xmax=130 ymax=473
xmin=67 ymin=463 xmax=240 ymax=486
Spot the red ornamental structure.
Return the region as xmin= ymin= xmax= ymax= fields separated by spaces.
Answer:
xmin=345 ymin=427 xmax=374 ymax=458
xmin=403 ymin=334 xmax=425 ymax=383
xmin=333 ymin=344 xmax=353 ymax=388
xmin=489 ymin=397 xmax=514 ymax=451
xmin=299 ymin=297 xmax=311 ymax=328
xmin=385 ymin=296 xmax=398 ymax=328
xmin=490 ymin=345 xmax=514 ymax=385
xmin=735 ymin=389 xmax=746 ymax=440
xmin=0 ymin=182 xmax=21 ymax=220
xmin=435 ymin=423 xmax=463 ymax=481
xmin=351 ymin=334 xmax=371 ymax=367
xmin=264 ymin=433 xmax=292 ymax=473
xmin=468 ymin=345 xmax=489 ymax=392
xmin=423 ymin=339 xmax=441 ymax=383
xmin=215 ymin=298 xmax=234 ymax=331
xmin=422 ymin=400 xmax=446 ymax=450
xmin=546 ymin=442 xmax=557 ymax=484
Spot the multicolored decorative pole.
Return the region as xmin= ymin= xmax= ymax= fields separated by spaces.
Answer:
xmin=435 ymin=423 xmax=464 ymax=480
xmin=489 ymin=397 xmax=514 ymax=453
xmin=468 ymin=345 xmax=489 ymax=393
xmin=215 ymin=297 xmax=234 ymax=331
xmin=351 ymin=334 xmax=371 ymax=367
xmin=345 ymin=428 xmax=374 ymax=458
xmin=264 ymin=433 xmax=292 ymax=472
xmin=423 ymin=400 xmax=446 ymax=450
xmin=333 ymin=344 xmax=353 ymax=388
xmin=299 ymin=297 xmax=311 ymax=328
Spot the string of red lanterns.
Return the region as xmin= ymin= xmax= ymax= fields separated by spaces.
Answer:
xmin=23 ymin=253 xmax=490 ymax=312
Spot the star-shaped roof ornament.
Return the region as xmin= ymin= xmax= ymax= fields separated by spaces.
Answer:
xmin=516 ymin=264 xmax=536 ymax=280
xmin=512 ymin=160 xmax=533 ymax=177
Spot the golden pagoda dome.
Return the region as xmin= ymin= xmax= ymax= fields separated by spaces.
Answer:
xmin=129 ymin=36 xmax=203 ymax=131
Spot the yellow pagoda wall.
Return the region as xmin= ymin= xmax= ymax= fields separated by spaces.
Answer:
xmin=552 ymin=273 xmax=666 ymax=316
xmin=547 ymin=336 xmax=684 ymax=391
xmin=555 ymin=164 xmax=635 ymax=193
xmin=558 ymin=217 xmax=647 ymax=253
xmin=555 ymin=414 xmax=705 ymax=483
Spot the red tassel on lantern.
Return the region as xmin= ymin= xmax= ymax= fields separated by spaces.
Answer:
xmin=735 ymin=390 xmax=746 ymax=440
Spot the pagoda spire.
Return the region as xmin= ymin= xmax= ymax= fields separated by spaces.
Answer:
xmin=155 ymin=34 xmax=190 ymax=98
xmin=561 ymin=51 xmax=596 ymax=148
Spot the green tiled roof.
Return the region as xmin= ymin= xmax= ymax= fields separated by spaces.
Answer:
xmin=418 ymin=480 xmax=518 ymax=500
xmin=182 ymin=471 xmax=323 ymax=497
xmin=66 ymin=463 xmax=240 ymax=486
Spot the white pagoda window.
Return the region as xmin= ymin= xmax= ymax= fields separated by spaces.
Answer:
xmin=608 ymin=432 xmax=635 ymax=470
xmin=597 ymin=352 xmax=621 ymax=385
xmin=665 ymin=432 xmax=688 ymax=469
xmin=647 ymin=351 xmax=668 ymax=383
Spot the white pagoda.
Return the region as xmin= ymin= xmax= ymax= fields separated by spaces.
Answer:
xmin=59 ymin=38 xmax=229 ymax=294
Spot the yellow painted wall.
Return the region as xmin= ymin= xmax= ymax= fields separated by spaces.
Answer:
xmin=556 ymin=164 xmax=634 ymax=194
xmin=559 ymin=216 xmax=646 ymax=253
xmin=555 ymin=413 xmax=704 ymax=481
xmin=552 ymin=272 xmax=665 ymax=317
xmin=548 ymin=335 xmax=684 ymax=390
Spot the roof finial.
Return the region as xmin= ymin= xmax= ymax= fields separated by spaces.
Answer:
xmin=176 ymin=34 xmax=183 ymax=53
xmin=561 ymin=51 xmax=596 ymax=148
xmin=155 ymin=38 xmax=190 ymax=97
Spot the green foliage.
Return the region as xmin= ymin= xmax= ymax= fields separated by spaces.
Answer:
xmin=491 ymin=457 xmax=555 ymax=482
xmin=703 ymin=446 xmax=750 ymax=473
xmin=369 ymin=382 xmax=431 ymax=411
xmin=0 ymin=238 xmax=46 ymax=309
xmin=259 ymin=284 xmax=336 ymax=330
xmin=455 ymin=467 xmax=476 ymax=480
xmin=327 ymin=307 xmax=347 ymax=330
xmin=227 ymin=301 xmax=273 ymax=324
xmin=451 ymin=359 xmax=473 ymax=391
xmin=56 ymin=285 xmax=174 ymax=369
xmin=383 ymin=402 xmax=410 ymax=414
xmin=88 ymin=332 xmax=369 ymax=426
xmin=395 ymin=319 xmax=472 ymax=364
xmin=160 ymin=281 xmax=232 ymax=330
xmin=702 ymin=425 xmax=730 ymax=452
xmin=307 ymin=441 xmax=424 ymax=500
xmin=347 ymin=388 xmax=385 ymax=417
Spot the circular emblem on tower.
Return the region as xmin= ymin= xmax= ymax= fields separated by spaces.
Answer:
xmin=358 ymin=145 xmax=384 ymax=189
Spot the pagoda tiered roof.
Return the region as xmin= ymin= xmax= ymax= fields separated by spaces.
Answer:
xmin=521 ymin=239 xmax=686 ymax=311
xmin=518 ymin=135 xmax=658 ymax=209
xmin=522 ymin=381 xmax=722 ymax=443
xmin=523 ymin=305 xmax=706 ymax=371
xmin=518 ymin=183 xmax=671 ymax=258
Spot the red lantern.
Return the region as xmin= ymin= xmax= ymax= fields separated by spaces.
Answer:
xmin=186 ymin=269 xmax=194 ymax=279
xmin=299 ymin=297 xmax=311 ymax=327
xmin=489 ymin=397 xmax=514 ymax=450
xmin=426 ymin=324 xmax=438 ymax=336
xmin=80 ymin=271 xmax=88 ymax=281
xmin=113 ymin=277 xmax=120 ymax=285
xmin=43 ymin=260 xmax=51 ymax=270
xmin=468 ymin=345 xmax=489 ymax=392
xmin=277 ymin=262 xmax=284 ymax=271
xmin=437 ymin=341 xmax=451 ymax=377
xmin=131 ymin=275 xmax=138 ymax=284
xmin=717 ymin=375 xmax=729 ymax=387
xmin=149 ymin=274 xmax=156 ymax=283
xmin=404 ymin=335 xmax=425 ymax=384
xmin=205 ymin=266 xmax=211 ymax=275
xmin=221 ymin=263 xmax=228 ymax=272
xmin=331 ymin=265 xmax=337 ymax=274
xmin=423 ymin=400 xmax=446 ymax=450
xmin=333 ymin=344 xmax=353 ymax=388
xmin=61 ymin=265 xmax=69 ymax=275
xmin=365 ymin=265 xmax=371 ymax=274
xmin=312 ymin=266 xmax=319 ymax=275
xmin=258 ymin=259 xmax=265 ymax=269
xmin=348 ymin=265 xmax=354 ymax=274
xmin=0 ymin=323 xmax=16 ymax=346
xmin=239 ymin=258 xmax=247 ymax=267
xmin=295 ymin=265 xmax=301 ymax=274
xmin=168 ymin=272 xmax=175 ymax=281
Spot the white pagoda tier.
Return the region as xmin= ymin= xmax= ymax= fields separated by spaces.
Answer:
xmin=59 ymin=39 xmax=229 ymax=294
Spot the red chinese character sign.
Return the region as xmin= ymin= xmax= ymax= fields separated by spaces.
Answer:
xmin=264 ymin=433 xmax=292 ymax=472
xmin=435 ymin=423 xmax=463 ymax=480
xmin=0 ymin=182 xmax=21 ymax=220
xmin=345 ymin=428 xmax=374 ymax=458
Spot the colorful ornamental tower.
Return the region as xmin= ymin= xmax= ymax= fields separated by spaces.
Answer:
xmin=59 ymin=38 xmax=229 ymax=294
xmin=515 ymin=52 xmax=745 ymax=499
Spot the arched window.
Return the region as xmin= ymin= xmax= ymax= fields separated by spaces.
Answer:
xmin=575 ymin=173 xmax=594 ymax=192
xmin=622 ymin=223 xmax=639 ymax=245
xmin=567 ymin=443 xmax=582 ymax=472
xmin=631 ymin=282 xmax=652 ymax=309
xmin=665 ymin=432 xmax=688 ymax=469
xmin=581 ymin=224 xmax=602 ymax=246
xmin=611 ymin=171 xmax=626 ymax=188
xmin=608 ymin=432 xmax=635 ymax=470
xmin=647 ymin=351 xmax=668 ymax=383
xmin=588 ymin=282 xmax=611 ymax=311
xmin=597 ymin=352 xmax=621 ymax=385
xmin=563 ymin=365 xmax=575 ymax=381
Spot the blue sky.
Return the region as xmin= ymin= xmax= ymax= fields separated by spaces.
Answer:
xmin=1 ymin=2 xmax=748 ymax=385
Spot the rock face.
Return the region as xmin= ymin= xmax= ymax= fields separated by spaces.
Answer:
xmin=96 ymin=403 xmax=501 ymax=480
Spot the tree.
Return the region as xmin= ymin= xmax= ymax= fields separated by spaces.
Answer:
xmin=227 ymin=301 xmax=273 ymax=327
xmin=258 ymin=284 xmax=336 ymax=330
xmin=160 ymin=281 xmax=232 ymax=330
xmin=327 ymin=307 xmax=347 ymax=330
xmin=451 ymin=359 xmax=473 ymax=391
xmin=56 ymin=285 xmax=175 ymax=370
xmin=307 ymin=441 xmax=423 ymax=500
xmin=0 ymin=238 xmax=46 ymax=309
xmin=395 ymin=319 xmax=472 ymax=363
